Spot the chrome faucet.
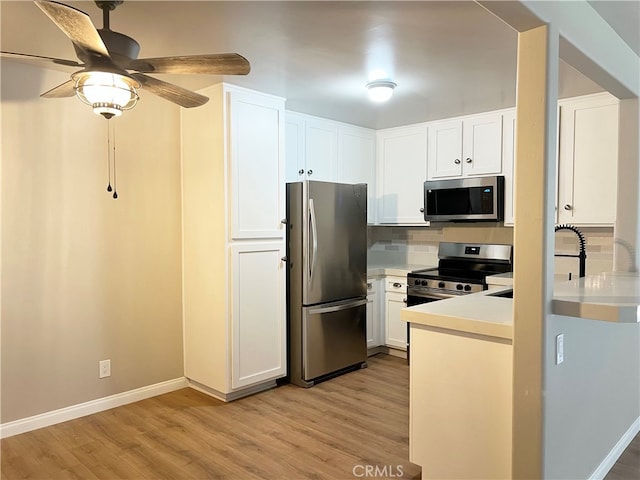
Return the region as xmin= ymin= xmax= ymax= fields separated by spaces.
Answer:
xmin=554 ymin=224 xmax=587 ymax=278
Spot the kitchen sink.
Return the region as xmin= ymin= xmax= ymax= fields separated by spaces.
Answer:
xmin=487 ymin=288 xmax=513 ymax=299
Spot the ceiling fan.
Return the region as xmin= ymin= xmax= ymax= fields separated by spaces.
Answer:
xmin=1 ymin=0 xmax=251 ymax=119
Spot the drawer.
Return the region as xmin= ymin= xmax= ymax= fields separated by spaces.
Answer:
xmin=385 ymin=277 xmax=407 ymax=292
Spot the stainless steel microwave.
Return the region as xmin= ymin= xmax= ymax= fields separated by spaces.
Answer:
xmin=423 ymin=176 xmax=504 ymax=222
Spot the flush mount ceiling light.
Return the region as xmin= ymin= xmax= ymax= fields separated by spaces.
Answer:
xmin=72 ymin=70 xmax=140 ymax=119
xmin=366 ymin=79 xmax=397 ymax=103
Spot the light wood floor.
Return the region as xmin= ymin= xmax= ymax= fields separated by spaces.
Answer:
xmin=1 ymin=354 xmax=421 ymax=479
xmin=2 ymin=353 xmax=639 ymax=479
xmin=605 ymin=432 xmax=640 ymax=480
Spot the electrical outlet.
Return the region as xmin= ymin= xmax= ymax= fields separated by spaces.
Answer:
xmin=99 ymin=359 xmax=111 ymax=378
xmin=556 ymin=334 xmax=564 ymax=365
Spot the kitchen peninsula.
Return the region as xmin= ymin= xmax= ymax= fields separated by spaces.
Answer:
xmin=401 ymin=272 xmax=640 ymax=479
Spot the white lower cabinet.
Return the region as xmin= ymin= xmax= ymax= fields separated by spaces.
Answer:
xmin=366 ymin=277 xmax=382 ymax=349
xmin=384 ymin=276 xmax=408 ymax=350
xmin=231 ymin=243 xmax=286 ymax=389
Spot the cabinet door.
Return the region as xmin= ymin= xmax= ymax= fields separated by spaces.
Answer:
xmin=231 ymin=242 xmax=286 ymax=389
xmin=428 ymin=120 xmax=463 ymax=179
xmin=338 ymin=125 xmax=376 ymax=224
xmin=285 ymin=113 xmax=306 ymax=182
xmin=229 ymin=91 xmax=285 ymax=239
xmin=502 ymin=110 xmax=516 ymax=226
xmin=558 ymin=94 xmax=618 ymax=225
xmin=462 ymin=113 xmax=503 ymax=176
xmin=305 ymin=118 xmax=338 ymax=181
xmin=366 ymin=279 xmax=381 ymax=349
xmin=377 ymin=125 xmax=428 ymax=224
xmin=385 ymin=291 xmax=408 ymax=350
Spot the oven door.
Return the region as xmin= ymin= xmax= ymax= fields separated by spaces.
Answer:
xmin=406 ymin=290 xmax=458 ymax=307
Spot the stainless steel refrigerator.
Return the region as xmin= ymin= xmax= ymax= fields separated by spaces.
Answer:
xmin=286 ymin=180 xmax=368 ymax=387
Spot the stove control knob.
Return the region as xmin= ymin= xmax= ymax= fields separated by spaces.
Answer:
xmin=438 ymin=281 xmax=445 ymax=288
xmin=464 ymin=284 xmax=472 ymax=292
xmin=456 ymin=284 xmax=463 ymax=291
xmin=421 ymin=280 xmax=428 ymax=286
xmin=414 ymin=279 xmax=421 ymax=286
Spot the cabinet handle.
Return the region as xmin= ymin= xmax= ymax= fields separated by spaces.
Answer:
xmin=419 ymin=207 xmax=424 ymax=213
xmin=307 ymin=169 xmax=313 ymax=175
xmin=465 ymin=157 xmax=472 ymax=164
xmin=298 ymin=169 xmax=304 ymax=175
xmin=454 ymin=158 xmax=461 ymax=165
xmin=393 ymin=282 xmax=402 ymax=288
xmin=403 ymin=298 xmax=407 ymax=304
xmin=281 ymin=256 xmax=287 ymax=262
xmin=564 ymin=204 xmax=573 ymax=211
xmin=367 ymin=282 xmax=373 ymax=289
xmin=281 ymin=218 xmax=287 ymax=224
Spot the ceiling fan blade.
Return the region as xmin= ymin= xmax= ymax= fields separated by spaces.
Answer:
xmin=41 ymin=79 xmax=76 ymax=98
xmin=35 ymin=1 xmax=110 ymax=61
xmin=1 ymin=51 xmax=83 ymax=69
xmin=129 ymin=54 xmax=251 ymax=75
xmin=130 ymin=73 xmax=209 ymax=108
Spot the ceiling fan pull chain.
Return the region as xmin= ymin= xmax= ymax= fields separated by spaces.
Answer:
xmin=106 ymin=121 xmax=113 ymax=192
xmin=112 ymin=121 xmax=118 ymax=199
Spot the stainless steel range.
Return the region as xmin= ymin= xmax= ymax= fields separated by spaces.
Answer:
xmin=407 ymin=242 xmax=513 ymax=307
xmin=405 ymin=242 xmax=512 ymax=364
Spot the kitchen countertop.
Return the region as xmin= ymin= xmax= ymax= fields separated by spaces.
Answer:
xmin=403 ymin=271 xmax=640 ymax=338
xmin=402 ymin=289 xmax=513 ymax=340
xmin=553 ymin=272 xmax=640 ymax=323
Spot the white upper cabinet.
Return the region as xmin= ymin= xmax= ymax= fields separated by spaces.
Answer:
xmin=230 ymin=90 xmax=285 ymax=239
xmin=285 ymin=113 xmax=305 ymax=183
xmin=305 ymin=118 xmax=338 ymax=181
xmin=338 ymin=125 xmax=376 ymax=224
xmin=377 ymin=125 xmax=428 ymax=224
xmin=428 ymin=119 xmax=463 ymax=178
xmin=285 ymin=111 xmax=377 ymax=222
xmin=502 ymin=110 xmax=516 ymax=226
xmin=557 ymin=93 xmax=619 ymax=226
xmin=285 ymin=112 xmax=338 ymax=182
xmin=427 ymin=113 xmax=503 ymax=179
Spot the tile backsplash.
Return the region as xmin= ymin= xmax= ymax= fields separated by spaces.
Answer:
xmin=368 ymin=225 xmax=614 ymax=278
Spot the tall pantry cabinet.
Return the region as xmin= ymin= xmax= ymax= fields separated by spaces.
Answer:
xmin=181 ymin=83 xmax=287 ymax=400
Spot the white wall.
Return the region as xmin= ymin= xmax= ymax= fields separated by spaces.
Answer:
xmin=1 ymin=62 xmax=184 ymax=422
xmin=544 ymin=316 xmax=640 ymax=479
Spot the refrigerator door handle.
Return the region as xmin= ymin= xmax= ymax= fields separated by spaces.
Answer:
xmin=309 ymin=198 xmax=318 ymax=281
xmin=307 ymin=298 xmax=367 ymax=315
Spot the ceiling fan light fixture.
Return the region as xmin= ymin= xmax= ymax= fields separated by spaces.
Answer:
xmin=72 ymin=71 xmax=140 ymax=119
xmin=366 ymin=79 xmax=397 ymax=103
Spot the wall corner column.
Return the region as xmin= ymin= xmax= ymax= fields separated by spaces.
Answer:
xmin=512 ymin=23 xmax=558 ymax=479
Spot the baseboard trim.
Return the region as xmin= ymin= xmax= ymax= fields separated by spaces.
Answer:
xmin=0 ymin=377 xmax=188 ymax=439
xmin=188 ymin=378 xmax=277 ymax=402
xmin=589 ymin=416 xmax=640 ymax=480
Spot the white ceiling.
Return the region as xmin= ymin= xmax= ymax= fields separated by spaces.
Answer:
xmin=1 ymin=1 xmax=636 ymax=129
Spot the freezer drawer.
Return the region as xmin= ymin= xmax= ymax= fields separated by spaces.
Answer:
xmin=302 ymin=299 xmax=367 ymax=381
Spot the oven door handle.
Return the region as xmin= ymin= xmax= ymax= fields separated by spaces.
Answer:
xmin=408 ymin=291 xmax=457 ymax=301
